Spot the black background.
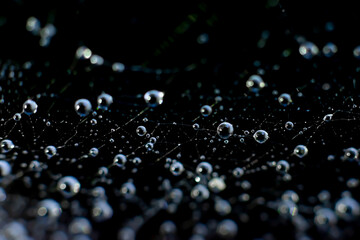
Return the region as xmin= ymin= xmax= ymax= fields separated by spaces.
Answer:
xmin=1 ymin=0 xmax=360 ymax=239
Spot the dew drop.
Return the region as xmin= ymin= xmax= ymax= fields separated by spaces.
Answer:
xmin=136 ymin=126 xmax=147 ymax=136
xmin=1 ymin=139 xmax=15 ymax=153
xmin=246 ymin=75 xmax=265 ymax=92
xmin=253 ymin=130 xmax=269 ymax=144
xmin=200 ymin=105 xmax=212 ymax=117
xmin=57 ymin=176 xmax=81 ymax=198
xmin=37 ymin=199 xmax=62 ymax=219
xmin=232 ymin=167 xmax=245 ymax=178
xmin=44 ymin=145 xmax=57 ymax=159
xmin=276 ymin=160 xmax=290 ymax=173
xmin=92 ymin=200 xmax=113 ymax=222
xmin=0 ymin=160 xmax=11 ymax=177
xmin=170 ymin=161 xmax=185 ymax=176
xmin=145 ymin=142 xmax=154 ymax=151
xmin=294 ymin=145 xmax=308 ymax=158
xmin=323 ymin=114 xmax=333 ymax=122
xmin=353 ymin=46 xmax=360 ymax=59
xmin=217 ymin=122 xmax=234 ymax=139
xmin=97 ymin=93 xmax=113 ymax=110
xmin=13 ymin=113 xmax=21 ymax=121
xmin=196 ymin=162 xmax=213 ymax=175
xmin=113 ymin=154 xmax=127 ymax=165
xmin=191 ymin=184 xmax=210 ymax=202
xmin=343 ymin=147 xmax=358 ymax=161
xmin=144 ymin=90 xmax=164 ymax=107
xmin=216 ymin=219 xmax=238 ymax=239
xmin=285 ymin=121 xmax=294 ymax=130
xmin=22 ymin=99 xmax=38 ymax=115
xmin=335 ymin=196 xmax=360 ymax=220
xmin=121 ymin=182 xmax=136 ymax=197
xmin=278 ymin=93 xmax=292 ymax=107
xmin=75 ymin=99 xmax=92 ymax=117
xmin=299 ymin=41 xmax=319 ymax=59
xmin=149 ymin=137 xmax=157 ymax=144
xmin=208 ymin=177 xmax=226 ymax=193
xmin=322 ymin=42 xmax=338 ymax=57
xmin=89 ymin=147 xmax=99 ymax=157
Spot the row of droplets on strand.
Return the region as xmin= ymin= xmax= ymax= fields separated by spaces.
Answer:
xmin=3 ymin=85 xmax=352 ymax=181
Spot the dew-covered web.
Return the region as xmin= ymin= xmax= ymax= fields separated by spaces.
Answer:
xmin=2 ymin=1 xmax=360 ymax=240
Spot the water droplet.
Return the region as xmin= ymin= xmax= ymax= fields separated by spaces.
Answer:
xmin=294 ymin=145 xmax=308 ymax=158
xmin=278 ymin=199 xmax=298 ymax=217
xmin=57 ymin=176 xmax=81 ymax=198
xmin=132 ymin=157 xmax=142 ymax=165
xmin=113 ymin=154 xmax=127 ymax=166
xmin=253 ymin=130 xmax=269 ymax=144
xmin=314 ymin=208 xmax=337 ymax=226
xmin=216 ymin=219 xmax=238 ymax=239
xmin=0 ymin=160 xmax=11 ymax=177
xmin=136 ymin=126 xmax=147 ymax=136
xmin=278 ymin=93 xmax=292 ymax=107
xmin=44 ymin=145 xmax=57 ymax=159
xmin=69 ymin=217 xmax=92 ymax=235
xmin=246 ymin=75 xmax=265 ymax=92
xmin=196 ymin=162 xmax=213 ymax=175
xmin=112 ymin=62 xmax=125 ymax=72
xmin=76 ymin=46 xmax=92 ymax=59
xmin=208 ymin=177 xmax=226 ymax=193
xmin=121 ymin=182 xmax=136 ymax=197
xmin=343 ymin=147 xmax=358 ymax=161
xmin=200 ymin=105 xmax=212 ymax=117
xmin=281 ymin=190 xmax=299 ymax=203
xmin=276 ymin=160 xmax=290 ymax=173
xmin=335 ymin=196 xmax=360 ymax=220
xmin=193 ymin=123 xmax=200 ymax=130
xmin=323 ymin=114 xmax=333 ymax=122
xmin=197 ymin=33 xmax=209 ymax=44
xmin=215 ymin=198 xmax=232 ymax=216
xmin=26 ymin=16 xmax=40 ymax=33
xmin=75 ymin=99 xmax=92 ymax=117
xmin=170 ymin=161 xmax=185 ymax=176
xmin=159 ymin=221 xmax=177 ymax=235
xmin=90 ymin=54 xmax=104 ymax=65
xmin=13 ymin=113 xmax=21 ymax=121
xmin=322 ymin=42 xmax=338 ymax=57
xmin=145 ymin=142 xmax=154 ymax=151
xmin=299 ymin=41 xmax=319 ymax=59
xmin=0 ymin=187 xmax=6 ymax=202
xmin=37 ymin=199 xmax=62 ymax=219
xmin=144 ymin=90 xmax=164 ymax=107
xmin=285 ymin=121 xmax=294 ymax=130
xmin=191 ymin=184 xmax=210 ymax=202
xmin=92 ymin=200 xmax=113 ymax=222
xmin=217 ymin=122 xmax=234 ymax=139
xmin=89 ymin=147 xmax=99 ymax=157
xmin=354 ymin=46 xmax=360 ymax=59
xmin=1 ymin=139 xmax=15 ymax=153
xmin=232 ymin=167 xmax=244 ymax=178
xmin=90 ymin=119 xmax=97 ymax=125
xmin=23 ymin=99 xmax=38 ymax=115
xmin=97 ymin=93 xmax=113 ymax=110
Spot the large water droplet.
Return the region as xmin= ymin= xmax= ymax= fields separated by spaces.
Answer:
xmin=217 ymin=122 xmax=234 ymax=139
xmin=75 ymin=99 xmax=92 ymax=117
xmin=23 ymin=99 xmax=38 ymax=115
xmin=144 ymin=90 xmax=164 ymax=107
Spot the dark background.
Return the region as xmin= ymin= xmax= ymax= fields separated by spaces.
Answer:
xmin=1 ymin=0 xmax=360 ymax=239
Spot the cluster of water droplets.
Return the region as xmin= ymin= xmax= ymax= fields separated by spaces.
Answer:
xmin=1 ymin=7 xmax=360 ymax=240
